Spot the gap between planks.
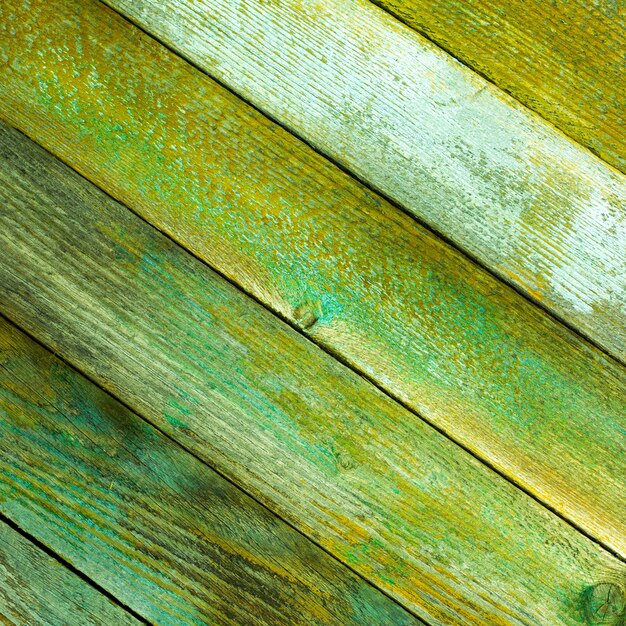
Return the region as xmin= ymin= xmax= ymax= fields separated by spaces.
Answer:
xmin=368 ymin=0 xmax=625 ymax=176
xmin=2 ymin=125 xmax=623 ymax=569
xmin=0 ymin=312 xmax=427 ymax=625
xmin=98 ymin=0 xmax=626 ymax=372
xmin=1 ymin=0 xmax=623 ymax=563
xmin=2 ymin=119 xmax=620 ymax=620
xmin=99 ymin=0 xmax=626 ymax=366
xmin=0 ymin=511 xmax=150 ymax=625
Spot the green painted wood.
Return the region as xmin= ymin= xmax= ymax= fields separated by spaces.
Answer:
xmin=0 ymin=0 xmax=624 ymax=560
xmin=96 ymin=0 xmax=626 ymax=364
xmin=0 ymin=318 xmax=418 ymax=626
xmin=0 ymin=521 xmax=140 ymax=626
xmin=0 ymin=123 xmax=624 ymax=626
xmin=369 ymin=0 xmax=626 ymax=175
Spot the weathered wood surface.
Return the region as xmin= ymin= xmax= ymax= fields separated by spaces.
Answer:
xmin=96 ymin=0 xmax=626 ymax=363
xmin=0 ymin=317 xmax=419 ymax=626
xmin=1 ymin=124 xmax=624 ymax=626
xmin=1 ymin=0 xmax=625 ymax=558
xmin=0 ymin=521 xmax=140 ymax=626
xmin=369 ymin=0 xmax=626 ymax=175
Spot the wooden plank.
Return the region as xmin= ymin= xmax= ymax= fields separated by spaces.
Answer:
xmin=1 ymin=0 xmax=624 ymax=559
xmin=368 ymin=0 xmax=626 ymax=174
xmin=93 ymin=0 xmax=626 ymax=364
xmin=0 ymin=123 xmax=624 ymax=626
xmin=0 ymin=521 xmax=140 ymax=626
xmin=0 ymin=318 xmax=421 ymax=626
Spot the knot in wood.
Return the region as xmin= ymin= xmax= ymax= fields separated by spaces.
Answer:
xmin=583 ymin=582 xmax=625 ymax=624
xmin=293 ymin=300 xmax=322 ymax=330
xmin=337 ymin=450 xmax=353 ymax=471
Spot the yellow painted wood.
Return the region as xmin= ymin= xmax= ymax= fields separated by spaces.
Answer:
xmin=0 ymin=316 xmax=419 ymax=626
xmin=1 ymin=0 xmax=624 ymax=559
xmin=0 ymin=522 xmax=140 ymax=626
xmin=370 ymin=0 xmax=626 ymax=174
xmin=100 ymin=0 xmax=626 ymax=362
xmin=0 ymin=122 xmax=624 ymax=626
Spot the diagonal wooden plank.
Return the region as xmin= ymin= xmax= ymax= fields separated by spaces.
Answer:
xmin=0 ymin=317 xmax=421 ymax=626
xmin=368 ymin=0 xmax=626 ymax=175
xmin=1 ymin=0 xmax=624 ymax=560
xmin=95 ymin=0 xmax=626 ymax=364
xmin=0 ymin=520 xmax=141 ymax=626
xmin=0 ymin=122 xmax=624 ymax=626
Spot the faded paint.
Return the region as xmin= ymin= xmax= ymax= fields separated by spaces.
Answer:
xmin=370 ymin=0 xmax=626 ymax=174
xmin=102 ymin=0 xmax=626 ymax=362
xmin=0 ymin=318 xmax=418 ymax=625
xmin=1 ymin=125 xmax=622 ymax=624
xmin=0 ymin=0 xmax=625 ymax=566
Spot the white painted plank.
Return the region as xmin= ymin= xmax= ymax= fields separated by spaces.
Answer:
xmin=106 ymin=0 xmax=626 ymax=362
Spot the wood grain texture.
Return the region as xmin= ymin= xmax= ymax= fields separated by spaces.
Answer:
xmin=98 ymin=0 xmax=626 ymax=363
xmin=0 ymin=522 xmax=139 ymax=626
xmin=0 ymin=124 xmax=624 ymax=626
xmin=0 ymin=317 xmax=419 ymax=626
xmin=369 ymin=0 xmax=626 ymax=174
xmin=1 ymin=0 xmax=625 ymax=559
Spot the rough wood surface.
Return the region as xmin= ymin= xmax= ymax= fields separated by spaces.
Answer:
xmin=1 ymin=123 xmax=624 ymax=626
xmin=0 ymin=522 xmax=139 ymax=626
xmin=1 ymin=0 xmax=624 ymax=559
xmin=95 ymin=0 xmax=626 ymax=363
xmin=369 ymin=0 xmax=626 ymax=174
xmin=0 ymin=318 xmax=418 ymax=626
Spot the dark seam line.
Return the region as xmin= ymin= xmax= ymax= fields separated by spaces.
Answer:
xmin=0 ymin=511 xmax=153 ymax=625
xmin=0 ymin=312 xmax=429 ymax=626
xmin=97 ymin=0 xmax=626 ymax=372
xmin=2 ymin=121 xmax=625 ymax=571
xmin=368 ymin=0 xmax=624 ymax=178
xmin=4 ymin=108 xmax=626 ymax=573
xmin=1 ymin=7 xmax=624 ymax=612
